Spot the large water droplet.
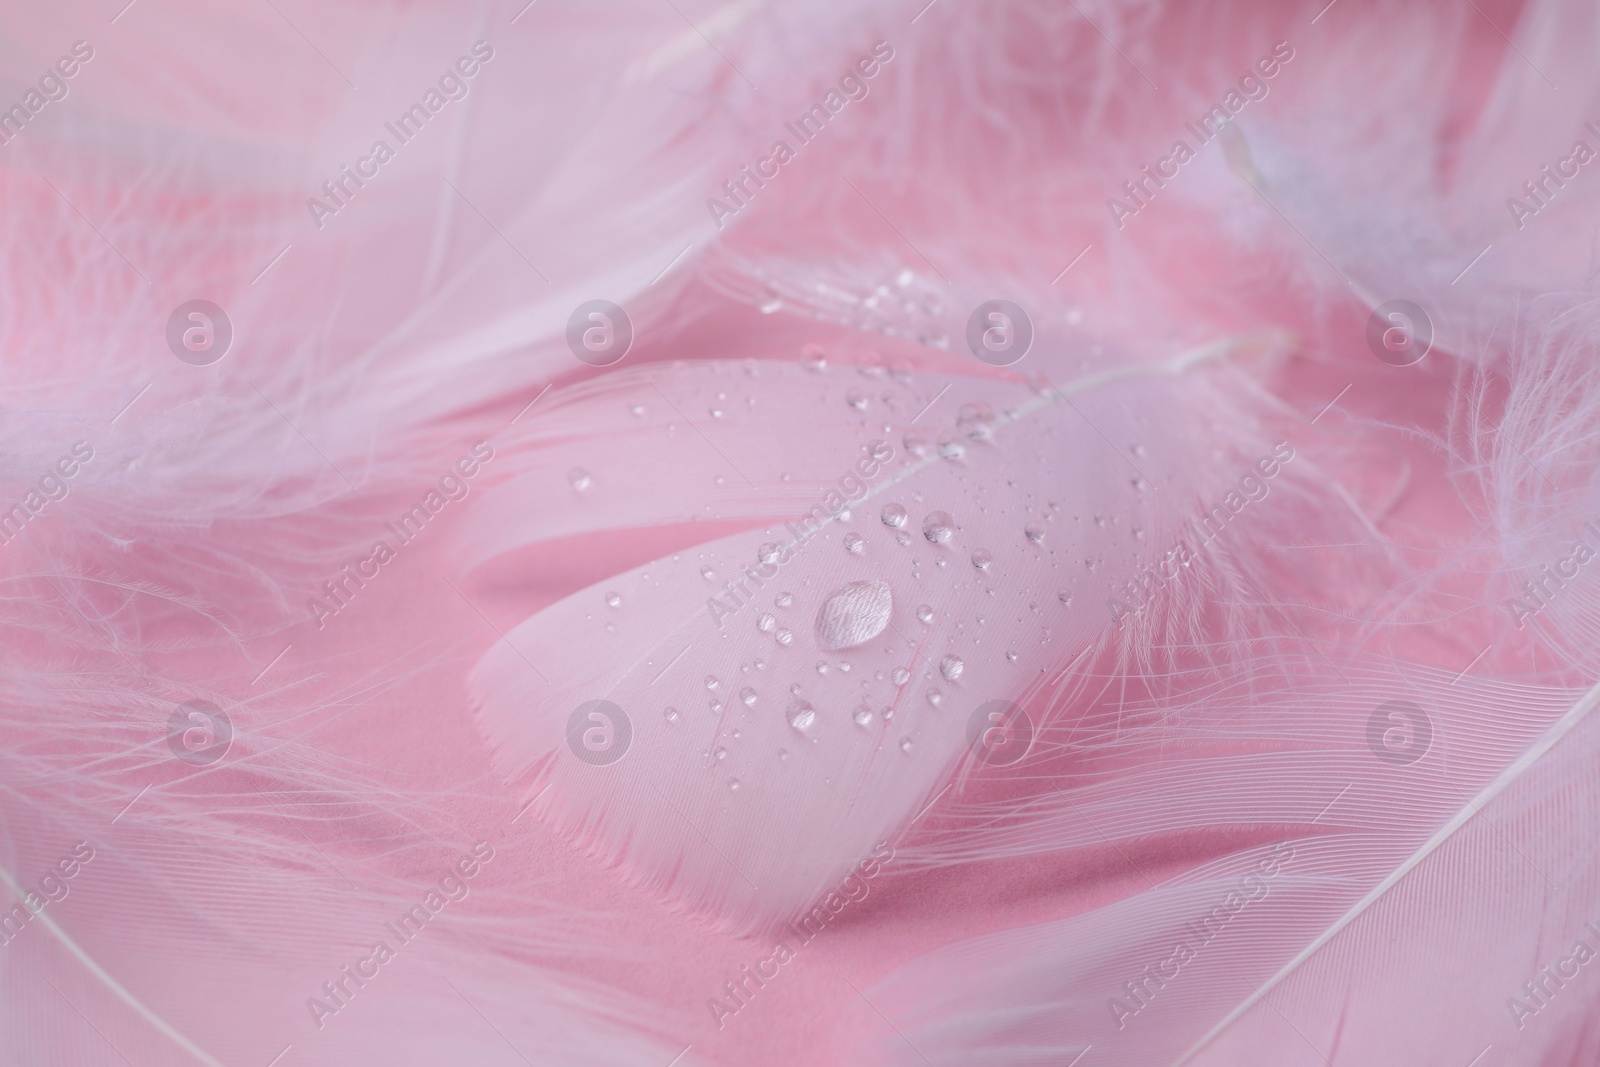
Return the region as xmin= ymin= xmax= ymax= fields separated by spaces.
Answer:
xmin=881 ymin=503 xmax=908 ymax=528
xmin=788 ymin=699 xmax=816 ymax=732
xmin=923 ymin=511 xmax=955 ymax=544
xmin=815 ymin=579 xmax=894 ymax=651
xmin=957 ymin=402 xmax=995 ymax=440
xmin=939 ymin=655 xmax=965 ymax=681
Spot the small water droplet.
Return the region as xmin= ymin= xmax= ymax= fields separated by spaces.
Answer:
xmin=775 ymin=628 xmax=794 ymax=645
xmin=630 ymin=404 xmax=646 ymax=417
xmin=1025 ymin=523 xmax=1046 ymax=543
xmin=844 ymin=533 xmax=866 ymax=554
xmin=815 ymin=662 xmax=829 ymax=675
xmin=728 ymin=778 xmax=741 ymax=791
xmin=939 ymin=655 xmax=965 ymax=681
xmin=845 ymin=390 xmax=869 ymax=410
xmin=900 ymin=737 xmax=913 ymax=752
xmin=971 ymin=549 xmax=993 ymax=571
xmin=926 ymin=688 xmax=943 ymax=706
xmin=605 ymin=591 xmax=621 ymax=608
xmin=569 ymin=468 xmax=593 ymax=491
xmin=776 ymin=592 xmax=794 ymax=608
xmin=759 ymin=297 xmax=783 ymax=314
xmin=740 ymin=687 xmax=758 ymax=707
xmin=892 ymin=667 xmax=911 ymax=686
xmin=895 ymin=531 xmax=912 ymax=546
xmin=881 ymin=503 xmax=908 ymax=528
xmin=701 ymin=565 xmax=717 ymax=582
xmin=664 ymin=707 xmax=680 ymax=723
xmin=853 ymin=705 xmax=874 ymax=727
xmin=1005 ymin=651 xmax=1018 ymax=661
xmin=916 ymin=604 xmax=934 ymax=623
xmin=709 ymin=407 xmax=724 ymax=419
xmin=937 ymin=437 xmax=966 ymax=461
xmin=801 ymin=344 xmax=827 ymax=372
xmin=714 ymin=746 xmax=728 ymax=761
xmin=705 ymin=675 xmax=720 ymax=690
xmin=757 ymin=613 xmax=776 ymax=633
xmin=923 ymin=511 xmax=955 ymax=544
xmin=1058 ymin=590 xmax=1073 ymax=605
xmin=758 ymin=542 xmax=782 ymax=565
xmin=903 ymin=432 xmax=931 ymax=457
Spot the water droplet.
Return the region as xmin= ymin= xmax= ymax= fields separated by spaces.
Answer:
xmin=923 ymin=511 xmax=955 ymax=544
xmin=801 ymin=344 xmax=826 ymax=372
xmin=709 ymin=406 xmax=724 ymax=419
xmin=1025 ymin=523 xmax=1046 ymax=543
xmin=758 ymin=542 xmax=783 ymax=565
xmin=569 ymin=468 xmax=593 ymax=491
xmin=701 ymin=565 xmax=717 ymax=582
xmin=896 ymin=531 xmax=912 ymax=546
xmin=757 ymin=613 xmax=776 ymax=633
xmin=815 ymin=579 xmax=894 ymax=650
xmin=881 ymin=503 xmax=908 ymax=528
xmin=775 ymin=628 xmax=794 ymax=645
xmin=740 ymin=687 xmax=758 ymax=707
xmin=759 ymin=297 xmax=783 ymax=314
xmin=788 ymin=699 xmax=816 ymax=732
xmin=705 ymin=675 xmax=720 ymax=690
xmin=926 ymin=688 xmax=943 ymax=707
xmin=728 ymin=778 xmax=741 ymax=791
xmin=957 ymin=402 xmax=995 ymax=440
xmin=853 ymin=705 xmax=874 ymax=727
xmin=1005 ymin=651 xmax=1018 ymax=661
xmin=896 ymin=268 xmax=915 ymax=288
xmin=630 ymin=404 xmax=646 ymax=417
xmin=843 ymin=533 xmax=866 ymax=554
xmin=664 ymin=707 xmax=680 ymax=723
xmin=937 ymin=437 xmax=966 ymax=461
xmin=714 ymin=747 xmax=729 ymax=762
xmin=892 ymin=667 xmax=911 ymax=686
xmin=776 ymin=592 xmax=794 ymax=608
xmin=1058 ymin=590 xmax=1073 ymax=605
xmin=845 ymin=390 xmax=869 ymax=410
xmin=605 ymin=591 xmax=621 ymax=608
xmin=916 ymin=604 xmax=934 ymax=624
xmin=971 ymin=549 xmax=993 ymax=571
xmin=900 ymin=737 xmax=914 ymax=752
xmin=939 ymin=655 xmax=965 ymax=682
xmin=903 ymin=432 xmax=931 ymax=457
xmin=815 ymin=662 xmax=829 ymax=675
